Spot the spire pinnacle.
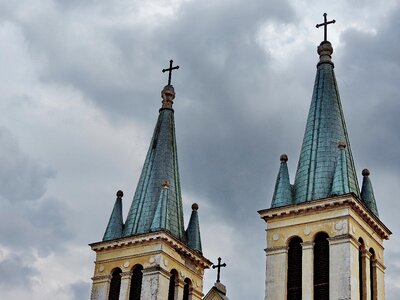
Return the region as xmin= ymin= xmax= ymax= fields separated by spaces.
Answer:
xmin=271 ymin=154 xmax=293 ymax=208
xmin=103 ymin=190 xmax=124 ymax=241
xmin=186 ymin=203 xmax=202 ymax=253
xmin=361 ymin=169 xmax=379 ymax=217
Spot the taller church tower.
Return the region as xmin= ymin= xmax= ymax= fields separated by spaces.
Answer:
xmin=90 ymin=63 xmax=212 ymax=300
xmin=259 ymin=15 xmax=391 ymax=300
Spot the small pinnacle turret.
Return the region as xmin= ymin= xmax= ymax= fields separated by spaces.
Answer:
xmin=361 ymin=169 xmax=379 ymax=217
xmin=331 ymin=142 xmax=351 ymax=196
xmin=271 ymin=154 xmax=293 ymax=208
xmin=102 ymin=190 xmax=124 ymax=241
xmin=186 ymin=203 xmax=202 ymax=253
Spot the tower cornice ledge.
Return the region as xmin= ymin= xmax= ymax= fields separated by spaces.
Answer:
xmin=258 ymin=193 xmax=391 ymax=240
xmin=89 ymin=230 xmax=212 ymax=268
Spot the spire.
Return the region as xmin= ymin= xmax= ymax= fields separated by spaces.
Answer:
xmin=293 ymin=38 xmax=360 ymax=203
xmin=103 ymin=190 xmax=124 ymax=241
xmin=360 ymin=169 xmax=379 ymax=217
xmin=186 ymin=203 xmax=202 ymax=253
xmin=331 ymin=142 xmax=350 ymax=196
xmin=123 ymin=79 xmax=186 ymax=242
xmin=271 ymin=154 xmax=293 ymax=208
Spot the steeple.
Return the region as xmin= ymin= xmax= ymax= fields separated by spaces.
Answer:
xmin=123 ymin=83 xmax=186 ymax=241
xmin=186 ymin=203 xmax=202 ymax=253
xmin=102 ymin=190 xmax=124 ymax=241
xmin=271 ymin=154 xmax=293 ymax=208
xmin=360 ymin=168 xmax=379 ymax=217
xmin=293 ymin=39 xmax=360 ymax=203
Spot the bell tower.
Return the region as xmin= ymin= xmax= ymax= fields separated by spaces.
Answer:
xmin=259 ymin=14 xmax=391 ymax=300
xmin=90 ymin=61 xmax=211 ymax=300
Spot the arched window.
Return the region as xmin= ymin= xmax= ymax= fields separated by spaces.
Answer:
xmin=287 ymin=236 xmax=302 ymax=300
xmin=129 ymin=265 xmax=143 ymax=300
xmin=168 ymin=269 xmax=178 ymax=300
xmin=183 ymin=278 xmax=192 ymax=300
xmin=358 ymin=238 xmax=366 ymax=300
xmin=313 ymin=232 xmax=329 ymax=300
xmin=108 ymin=268 xmax=122 ymax=300
xmin=370 ymin=248 xmax=377 ymax=300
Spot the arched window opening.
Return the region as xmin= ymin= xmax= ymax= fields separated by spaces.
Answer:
xmin=287 ymin=236 xmax=303 ymax=300
xmin=313 ymin=232 xmax=329 ymax=300
xmin=370 ymin=248 xmax=377 ymax=300
xmin=358 ymin=238 xmax=366 ymax=300
xmin=129 ymin=265 xmax=143 ymax=300
xmin=183 ymin=278 xmax=192 ymax=300
xmin=168 ymin=269 xmax=178 ymax=300
xmin=108 ymin=268 xmax=122 ymax=300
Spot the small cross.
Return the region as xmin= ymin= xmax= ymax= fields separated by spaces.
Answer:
xmin=162 ymin=59 xmax=180 ymax=86
xmin=316 ymin=13 xmax=336 ymax=42
xmin=212 ymin=257 xmax=227 ymax=283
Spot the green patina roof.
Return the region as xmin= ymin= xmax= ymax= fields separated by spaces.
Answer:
xmin=293 ymin=41 xmax=360 ymax=203
xmin=360 ymin=169 xmax=379 ymax=217
xmin=123 ymin=85 xmax=185 ymax=241
xmin=271 ymin=154 xmax=293 ymax=208
xmin=186 ymin=204 xmax=202 ymax=253
xmin=331 ymin=143 xmax=350 ymax=196
xmin=103 ymin=192 xmax=124 ymax=241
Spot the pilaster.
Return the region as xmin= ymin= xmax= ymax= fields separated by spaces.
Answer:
xmin=174 ymin=278 xmax=185 ymax=300
xmin=328 ymin=234 xmax=360 ymax=300
xmin=119 ymin=271 xmax=132 ymax=300
xmin=265 ymin=246 xmax=288 ymax=300
xmin=301 ymin=241 xmax=314 ymax=299
xmin=140 ymin=266 xmax=171 ymax=300
xmin=374 ymin=258 xmax=386 ymax=300
xmin=91 ymin=275 xmax=110 ymax=300
xmin=361 ymin=249 xmax=371 ymax=300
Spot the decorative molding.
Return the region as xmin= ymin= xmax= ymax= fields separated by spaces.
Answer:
xmin=265 ymin=246 xmax=288 ymax=255
xmin=92 ymin=275 xmax=111 ymax=282
xmin=258 ymin=194 xmax=391 ymax=240
xmin=89 ymin=230 xmax=212 ymax=268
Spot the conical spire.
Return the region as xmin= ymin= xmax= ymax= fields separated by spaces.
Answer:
xmin=360 ymin=169 xmax=379 ymax=217
xmin=103 ymin=190 xmax=124 ymax=241
xmin=123 ymin=84 xmax=185 ymax=241
xmin=293 ymin=41 xmax=360 ymax=203
xmin=186 ymin=203 xmax=202 ymax=253
xmin=331 ymin=142 xmax=350 ymax=196
xmin=271 ymin=154 xmax=293 ymax=208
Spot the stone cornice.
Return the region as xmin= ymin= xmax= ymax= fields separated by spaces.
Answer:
xmin=258 ymin=194 xmax=391 ymax=240
xmin=89 ymin=230 xmax=212 ymax=269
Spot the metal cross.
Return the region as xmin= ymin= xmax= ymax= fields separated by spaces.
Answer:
xmin=162 ymin=59 xmax=180 ymax=85
xmin=212 ymin=257 xmax=227 ymax=283
xmin=316 ymin=13 xmax=336 ymax=42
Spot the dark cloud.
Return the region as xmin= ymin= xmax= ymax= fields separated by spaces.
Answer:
xmin=68 ymin=280 xmax=91 ymax=300
xmin=0 ymin=253 xmax=38 ymax=288
xmin=0 ymin=127 xmax=55 ymax=202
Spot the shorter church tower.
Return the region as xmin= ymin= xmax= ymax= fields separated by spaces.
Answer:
xmin=90 ymin=62 xmax=212 ymax=300
xmin=259 ymin=15 xmax=391 ymax=300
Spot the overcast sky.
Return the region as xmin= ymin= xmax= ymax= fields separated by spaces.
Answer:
xmin=0 ymin=1 xmax=399 ymax=299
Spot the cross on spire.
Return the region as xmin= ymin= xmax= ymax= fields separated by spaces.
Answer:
xmin=212 ymin=257 xmax=227 ymax=283
xmin=316 ymin=13 xmax=336 ymax=42
xmin=162 ymin=59 xmax=180 ymax=86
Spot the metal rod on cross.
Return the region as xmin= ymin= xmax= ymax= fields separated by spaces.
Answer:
xmin=316 ymin=13 xmax=336 ymax=42
xmin=162 ymin=59 xmax=180 ymax=86
xmin=212 ymin=257 xmax=227 ymax=283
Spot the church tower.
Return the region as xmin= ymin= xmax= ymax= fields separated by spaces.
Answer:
xmin=259 ymin=15 xmax=391 ymax=300
xmin=90 ymin=61 xmax=212 ymax=300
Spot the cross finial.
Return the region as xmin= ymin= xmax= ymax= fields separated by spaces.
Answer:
xmin=212 ymin=257 xmax=227 ymax=283
xmin=316 ymin=13 xmax=336 ymax=42
xmin=162 ymin=59 xmax=180 ymax=85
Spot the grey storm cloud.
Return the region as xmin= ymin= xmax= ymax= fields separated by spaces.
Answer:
xmin=0 ymin=0 xmax=399 ymax=299
xmin=0 ymin=253 xmax=38 ymax=288
xmin=0 ymin=127 xmax=55 ymax=202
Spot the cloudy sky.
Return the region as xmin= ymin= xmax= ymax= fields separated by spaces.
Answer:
xmin=0 ymin=0 xmax=399 ymax=299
